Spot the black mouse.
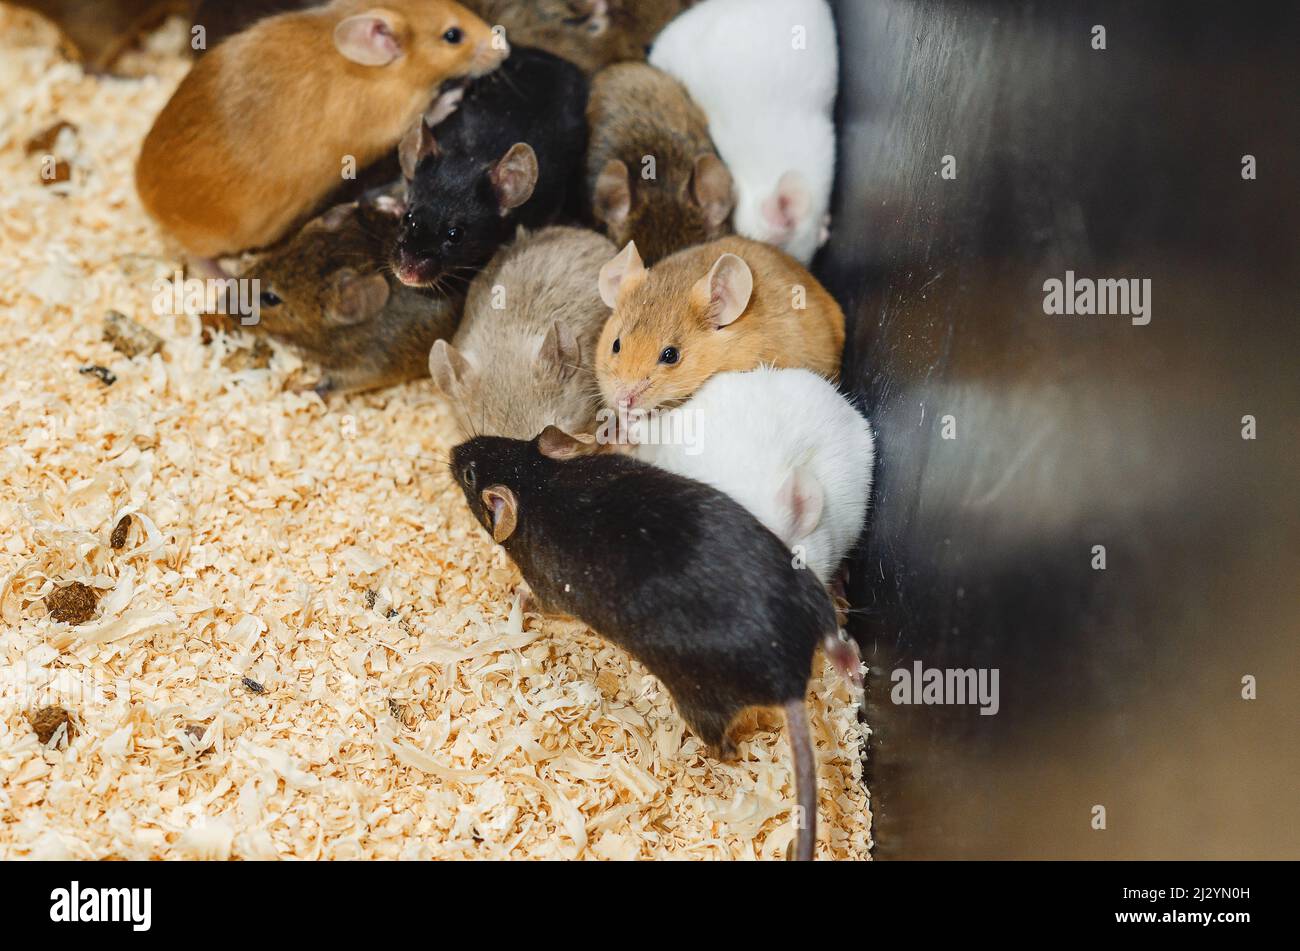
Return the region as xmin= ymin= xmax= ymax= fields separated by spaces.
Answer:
xmin=449 ymin=426 xmax=859 ymax=861
xmin=392 ymin=45 xmax=589 ymax=289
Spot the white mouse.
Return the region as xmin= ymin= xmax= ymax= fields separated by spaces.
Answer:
xmin=622 ymin=366 xmax=874 ymax=584
xmin=649 ymin=0 xmax=838 ymax=264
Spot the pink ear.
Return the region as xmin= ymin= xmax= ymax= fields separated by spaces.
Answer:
xmin=598 ymin=241 xmax=645 ymax=309
xmin=334 ymin=13 xmax=403 ymax=67
xmin=695 ymin=253 xmax=753 ymax=328
xmin=398 ymin=120 xmax=438 ymax=180
xmin=762 ymin=171 xmax=812 ymax=240
xmin=779 ymin=466 xmax=824 ymax=542
xmin=594 ymin=160 xmax=632 ymax=226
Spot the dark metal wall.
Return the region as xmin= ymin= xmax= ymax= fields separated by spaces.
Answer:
xmin=819 ymin=0 xmax=1299 ymax=857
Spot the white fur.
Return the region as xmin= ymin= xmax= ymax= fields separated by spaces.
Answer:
xmin=629 ymin=367 xmax=874 ymax=583
xmin=649 ymin=0 xmax=838 ymax=263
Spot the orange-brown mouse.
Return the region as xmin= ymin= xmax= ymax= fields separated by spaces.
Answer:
xmin=234 ymin=192 xmax=463 ymax=394
xmin=136 ymin=0 xmax=507 ymax=260
xmin=464 ymin=0 xmax=690 ymax=74
xmin=9 ymin=0 xmax=188 ymax=72
xmin=594 ymin=236 xmax=845 ymax=412
xmin=586 ymin=62 xmax=733 ymax=265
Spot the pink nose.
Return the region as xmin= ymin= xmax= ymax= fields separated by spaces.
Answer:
xmin=617 ymin=383 xmax=648 ymax=409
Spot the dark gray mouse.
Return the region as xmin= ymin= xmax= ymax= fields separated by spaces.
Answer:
xmin=391 ymin=45 xmax=589 ymax=289
xmin=449 ymin=426 xmax=859 ymax=860
xmin=236 ymin=191 xmax=463 ymax=394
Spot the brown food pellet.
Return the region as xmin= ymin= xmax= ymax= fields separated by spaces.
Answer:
xmin=28 ymin=705 xmax=75 ymax=744
xmin=103 ymin=310 xmax=164 ymax=359
xmin=24 ymin=120 xmax=76 ymax=155
xmin=39 ymin=159 xmax=71 ymax=186
xmin=110 ymin=514 xmax=132 ymax=549
xmin=45 ymin=582 xmax=98 ymax=624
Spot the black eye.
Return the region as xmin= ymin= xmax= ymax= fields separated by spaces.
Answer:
xmin=612 ymin=338 xmax=621 ymax=354
xmin=659 ymin=346 xmax=680 ymax=365
xmin=463 ymin=462 xmax=477 ymax=488
xmin=445 ymin=227 xmax=462 ymax=244
xmin=260 ymin=290 xmax=282 ymax=307
xmin=443 ymin=27 xmax=463 ymax=44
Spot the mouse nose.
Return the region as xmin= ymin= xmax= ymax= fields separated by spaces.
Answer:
xmin=473 ymin=37 xmax=510 ymax=74
xmin=617 ymin=381 xmax=650 ymax=409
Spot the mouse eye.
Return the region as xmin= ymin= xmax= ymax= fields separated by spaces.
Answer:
xmin=443 ymin=27 xmax=464 ymax=44
xmin=658 ymin=346 xmax=680 ymax=365
xmin=445 ymin=227 xmax=462 ymax=244
xmin=612 ymin=338 xmax=621 ymax=355
xmin=260 ymin=289 xmax=282 ymax=307
xmin=462 ymin=461 xmax=477 ymax=489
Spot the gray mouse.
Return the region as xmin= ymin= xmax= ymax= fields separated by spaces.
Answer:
xmin=428 ymin=225 xmax=615 ymax=438
xmin=236 ymin=193 xmax=463 ymax=394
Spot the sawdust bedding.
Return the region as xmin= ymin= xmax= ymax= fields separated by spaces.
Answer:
xmin=0 ymin=10 xmax=872 ymax=860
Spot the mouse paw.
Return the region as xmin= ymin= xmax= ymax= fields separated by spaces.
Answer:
xmin=425 ymin=86 xmax=465 ymax=127
xmin=823 ymin=631 xmax=864 ymax=688
xmin=818 ymin=213 xmax=832 ymax=247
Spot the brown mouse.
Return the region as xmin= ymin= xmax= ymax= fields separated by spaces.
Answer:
xmin=9 ymin=0 xmax=188 ymax=73
xmin=585 ymin=62 xmax=733 ymax=265
xmin=464 ymin=0 xmax=690 ymax=74
xmin=234 ymin=192 xmax=462 ymax=394
xmin=429 ymin=225 xmax=615 ymax=438
xmin=594 ymin=236 xmax=845 ymax=412
xmin=136 ymin=0 xmax=507 ymax=261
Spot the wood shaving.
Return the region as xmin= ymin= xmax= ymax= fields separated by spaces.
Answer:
xmin=0 ymin=10 xmax=872 ymax=860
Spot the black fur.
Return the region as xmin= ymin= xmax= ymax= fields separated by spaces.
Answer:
xmin=449 ymin=434 xmax=837 ymax=752
xmin=393 ymin=47 xmax=589 ymax=286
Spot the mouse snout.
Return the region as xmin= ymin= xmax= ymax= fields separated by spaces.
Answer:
xmin=393 ymin=229 xmax=442 ymax=286
xmin=470 ymin=37 xmax=509 ymax=76
xmin=393 ymin=244 xmax=440 ymax=286
xmin=614 ymin=380 xmax=651 ymax=410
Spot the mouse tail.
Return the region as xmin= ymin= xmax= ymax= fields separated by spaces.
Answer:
xmin=784 ymin=697 xmax=817 ymax=861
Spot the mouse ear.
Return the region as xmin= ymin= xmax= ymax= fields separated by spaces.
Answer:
xmin=598 ymin=240 xmax=645 ymax=309
xmin=481 ymin=485 xmax=519 ymax=543
xmin=398 ymin=120 xmax=439 ymax=180
xmin=362 ymin=192 xmax=405 ymax=218
xmin=428 ymin=339 xmax=472 ymax=394
xmin=334 ymin=12 xmax=406 ymax=67
xmin=594 ymin=160 xmax=632 ymax=227
xmin=690 ymin=153 xmax=735 ymax=229
xmin=538 ymin=321 xmax=580 ymax=382
xmin=778 ymin=465 xmax=825 ymax=542
xmin=537 ymin=425 xmax=602 ymax=461
xmin=327 ymin=269 xmax=390 ymax=326
xmin=693 ymin=252 xmax=753 ymax=328
xmin=761 ymin=171 xmax=812 ymax=242
xmin=311 ymin=202 xmax=357 ymax=233
xmin=490 ymin=143 xmax=539 ymax=215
